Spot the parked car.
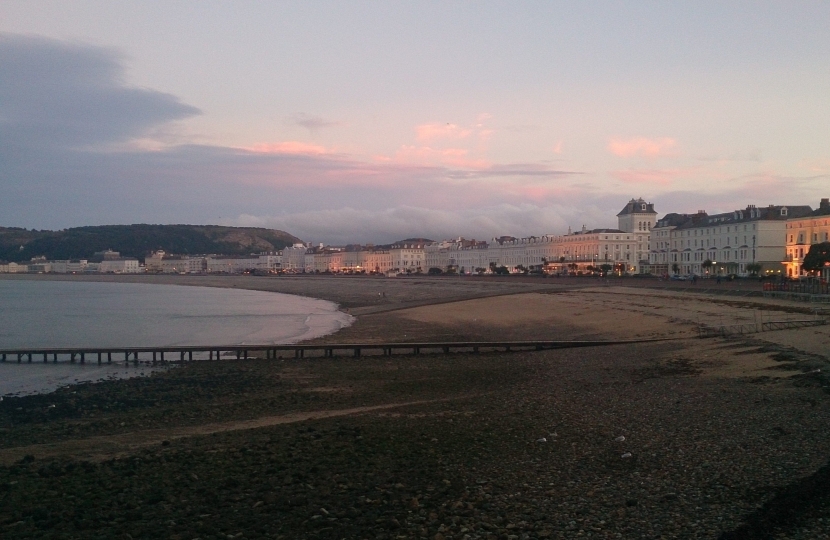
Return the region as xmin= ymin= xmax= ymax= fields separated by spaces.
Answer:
xmin=669 ymin=274 xmax=687 ymax=281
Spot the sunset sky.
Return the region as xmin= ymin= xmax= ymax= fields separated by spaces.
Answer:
xmin=2 ymin=1 xmax=829 ymax=244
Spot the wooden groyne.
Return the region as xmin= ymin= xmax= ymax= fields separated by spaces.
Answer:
xmin=0 ymin=338 xmax=670 ymax=365
xmin=697 ymin=318 xmax=827 ymax=338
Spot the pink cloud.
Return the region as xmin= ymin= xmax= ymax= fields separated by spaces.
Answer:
xmin=552 ymin=140 xmax=563 ymax=154
xmin=799 ymin=158 xmax=830 ymax=173
xmin=394 ymin=145 xmax=491 ymax=169
xmin=415 ymin=123 xmax=473 ymax=142
xmin=245 ymin=141 xmax=330 ymax=155
xmin=608 ymin=137 xmax=677 ymax=158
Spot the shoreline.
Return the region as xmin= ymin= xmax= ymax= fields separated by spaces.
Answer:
xmin=0 ymin=271 xmax=770 ymax=312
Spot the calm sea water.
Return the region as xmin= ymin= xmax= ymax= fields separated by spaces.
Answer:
xmin=0 ymin=280 xmax=353 ymax=395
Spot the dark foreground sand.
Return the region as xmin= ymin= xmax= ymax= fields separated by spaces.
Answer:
xmin=1 ymin=276 xmax=829 ymax=539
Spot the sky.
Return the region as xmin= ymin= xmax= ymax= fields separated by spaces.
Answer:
xmin=1 ymin=1 xmax=829 ymax=244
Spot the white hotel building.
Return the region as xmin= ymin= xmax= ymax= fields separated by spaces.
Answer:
xmin=649 ymin=204 xmax=813 ymax=277
xmin=422 ymin=198 xmax=657 ymax=275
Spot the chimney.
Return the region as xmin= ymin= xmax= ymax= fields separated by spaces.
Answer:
xmin=821 ymin=198 xmax=830 ymax=210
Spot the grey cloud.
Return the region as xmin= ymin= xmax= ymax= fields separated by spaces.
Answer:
xmin=445 ymin=164 xmax=582 ymax=180
xmin=0 ymin=34 xmax=200 ymax=150
xmin=291 ymin=112 xmax=341 ymax=133
xmin=652 ymin=174 xmax=830 ymax=218
xmin=228 ymin=203 xmax=613 ymax=245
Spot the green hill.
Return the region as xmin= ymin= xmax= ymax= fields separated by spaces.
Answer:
xmin=0 ymin=225 xmax=302 ymax=263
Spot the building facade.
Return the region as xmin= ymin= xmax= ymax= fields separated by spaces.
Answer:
xmin=98 ymin=258 xmax=141 ymax=273
xmin=783 ymin=198 xmax=830 ymax=279
xmin=649 ymin=204 xmax=812 ymax=277
xmin=390 ymin=243 xmax=426 ymax=273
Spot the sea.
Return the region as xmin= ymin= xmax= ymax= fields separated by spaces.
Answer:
xmin=0 ymin=280 xmax=353 ymax=396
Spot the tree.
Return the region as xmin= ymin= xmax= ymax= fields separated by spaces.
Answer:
xmin=702 ymin=259 xmax=713 ymax=275
xmin=671 ymin=263 xmax=680 ymax=274
xmin=746 ymin=262 xmax=762 ymax=276
xmin=599 ymin=263 xmax=612 ymax=276
xmin=802 ymin=242 xmax=830 ymax=273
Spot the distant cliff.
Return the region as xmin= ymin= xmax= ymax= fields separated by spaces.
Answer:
xmin=0 ymin=225 xmax=302 ymax=263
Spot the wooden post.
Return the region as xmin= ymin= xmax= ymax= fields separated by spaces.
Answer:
xmin=79 ymin=352 xmax=84 ymax=364
xmin=69 ymin=353 xmax=75 ymax=363
xmin=28 ymin=353 xmax=32 ymax=363
xmin=108 ymin=352 xmax=112 ymax=364
xmin=354 ymin=348 xmax=360 ymax=357
xmin=160 ymin=351 xmax=165 ymax=362
xmin=44 ymin=353 xmax=48 ymax=362
xmin=98 ymin=352 xmax=102 ymax=364
xmin=188 ymin=351 xmax=193 ymax=361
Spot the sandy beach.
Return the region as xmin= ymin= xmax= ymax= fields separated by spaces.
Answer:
xmin=1 ymin=274 xmax=829 ymax=539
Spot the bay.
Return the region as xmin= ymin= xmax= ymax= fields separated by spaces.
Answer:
xmin=0 ymin=280 xmax=353 ymax=395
